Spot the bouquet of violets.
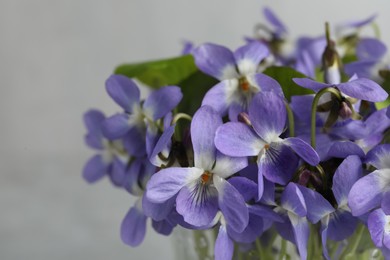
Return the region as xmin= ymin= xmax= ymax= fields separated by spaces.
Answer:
xmin=82 ymin=7 xmax=390 ymax=260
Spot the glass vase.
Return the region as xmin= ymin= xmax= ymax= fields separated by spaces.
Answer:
xmin=171 ymin=225 xmax=384 ymax=260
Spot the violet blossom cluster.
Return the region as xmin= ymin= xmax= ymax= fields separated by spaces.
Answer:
xmin=83 ymin=7 xmax=390 ymax=260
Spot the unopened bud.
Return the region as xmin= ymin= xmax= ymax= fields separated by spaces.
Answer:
xmin=297 ymin=169 xmax=312 ymax=186
xmin=339 ymin=101 xmax=353 ymax=119
xmin=238 ymin=112 xmax=252 ymax=126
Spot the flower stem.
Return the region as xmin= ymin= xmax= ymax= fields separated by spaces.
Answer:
xmin=310 ymin=87 xmax=342 ymax=148
xmin=285 ymin=101 xmax=295 ymax=137
xmin=339 ymin=224 xmax=365 ymax=260
xmin=172 ymin=113 xmax=192 ymax=124
xmin=255 ymin=239 xmax=266 ymax=259
xmin=172 ymin=113 xmax=192 ymax=141
xmin=278 ymin=238 xmax=287 ymax=260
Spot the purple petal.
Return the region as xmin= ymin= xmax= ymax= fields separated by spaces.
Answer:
xmin=228 ymin=176 xmax=257 ymax=202
xmin=191 ymin=106 xmax=222 ymax=170
xmin=321 ymin=216 xmax=331 ymax=260
xmin=146 ymin=167 xmax=203 ymax=203
xmin=357 ymin=38 xmax=387 ymax=61
xmin=228 ymin=102 xmax=245 ymax=122
xmin=327 ymin=141 xmax=365 ymax=159
xmin=297 ymin=184 xmax=335 ymax=223
xmin=124 ymin=159 xmax=143 ymax=195
xmin=249 ymin=91 xmax=286 ymax=142
xmin=227 ymin=213 xmax=264 ymax=243
xmin=84 ymin=109 xmax=105 ymax=132
xmin=327 ymin=209 xmax=358 ymax=241
xmin=234 ymin=41 xmax=269 ymax=75
xmin=105 ymin=75 xmax=140 ymax=112
xmin=193 ymin=43 xmax=238 ymax=80
xmin=109 ymin=157 xmax=127 ymax=187
xmin=368 ymin=208 xmax=386 ymax=248
xmin=281 ymin=183 xmax=307 ymax=217
xmin=176 ymin=180 xmax=219 ymax=227
xmin=215 ymin=225 xmax=234 ymax=260
xmin=82 ymin=154 xmax=107 ymax=183
xmin=149 ymin=125 xmax=175 ymax=167
xmin=181 ymin=40 xmax=194 ymax=55
xmin=259 ymin=142 xmax=299 ymax=185
xmin=123 ymin=127 xmax=146 ymax=156
xmin=83 ymin=110 xmax=105 ymax=149
xmin=284 ymin=137 xmax=320 ymax=166
xmin=85 ymin=132 xmax=104 ymax=150
xmin=145 ymin=123 xmax=158 ymax=157
xmin=332 ymin=155 xmax=363 ymax=206
xmin=151 ymin=219 xmax=175 ymax=236
xmin=212 ymin=151 xmax=248 ymax=179
xmin=382 ymin=191 xmax=390 ymax=215
xmin=365 ymin=144 xmax=390 ymax=169
xmin=215 ymin=122 xmax=265 ymax=157
xmin=348 ymin=169 xmax=389 ymax=216
xmin=344 ymin=60 xmax=378 ymax=78
xmin=142 ymin=194 xmax=175 ymax=221
xmin=263 ymin=7 xmax=287 ymax=34
xmin=202 ymin=79 xmax=239 ymax=116
xmin=275 ymin=214 xmax=296 ymax=243
xmin=102 ymin=113 xmax=131 ymax=139
xmin=257 ymin=165 xmax=265 ymax=200
xmin=248 ymin=204 xmax=283 ymax=223
xmin=292 ymin=78 xmax=332 ymax=92
xmin=120 ymin=203 xmax=147 ymax=247
xmin=340 ymin=14 xmax=376 ymax=28
xmin=143 ymin=86 xmax=183 ymax=121
xmin=337 ymin=78 xmax=388 ymax=102
xmin=252 ymin=73 xmax=284 ymax=96
xmin=214 ymin=175 xmax=249 ymax=233
xmin=364 ymin=108 xmax=390 ymax=136
xmin=288 ymin=213 xmax=309 ymax=260
xmin=261 ymin=178 xmax=276 ymax=206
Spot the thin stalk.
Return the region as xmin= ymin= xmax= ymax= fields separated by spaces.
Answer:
xmin=325 ymin=22 xmax=331 ymax=44
xmin=285 ymin=101 xmax=295 ymax=137
xmin=172 ymin=113 xmax=192 ymax=124
xmin=339 ymin=224 xmax=365 ymax=260
xmin=278 ymin=238 xmax=287 ymax=260
xmin=372 ymin=22 xmax=381 ymax=39
xmin=310 ymin=87 xmax=342 ymax=148
xmin=255 ymin=239 xmax=265 ymax=259
xmin=172 ymin=113 xmax=192 ymax=141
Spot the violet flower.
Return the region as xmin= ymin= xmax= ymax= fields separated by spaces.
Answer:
xmin=102 ymin=75 xmax=182 ymax=156
xmin=215 ymin=91 xmax=319 ymax=198
xmin=146 ymin=106 xmax=249 ymax=232
xmin=193 ymin=41 xmax=283 ymax=120
xmin=121 ymin=157 xmax=177 ymax=247
xmin=320 ymin=155 xmax=363 ymax=259
xmin=349 ymin=144 xmax=390 ymax=216
xmin=367 ymin=208 xmax=390 ymax=250
xmin=83 ymin=109 xmax=129 ymax=186
xmin=275 ymin=183 xmax=334 ymax=260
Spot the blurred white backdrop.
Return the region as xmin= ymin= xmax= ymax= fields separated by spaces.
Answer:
xmin=1 ymin=0 xmax=389 ymax=259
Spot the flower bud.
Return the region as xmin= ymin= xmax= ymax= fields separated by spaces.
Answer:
xmin=339 ymin=101 xmax=353 ymax=119
xmin=238 ymin=112 xmax=252 ymax=126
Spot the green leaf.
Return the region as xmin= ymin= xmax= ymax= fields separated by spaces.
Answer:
xmin=375 ymin=77 xmax=390 ymax=110
xmin=263 ymin=66 xmax=314 ymax=101
xmin=114 ymin=55 xmax=198 ymax=88
xmin=177 ymin=71 xmax=218 ymax=116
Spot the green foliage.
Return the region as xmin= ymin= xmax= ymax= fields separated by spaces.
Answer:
xmin=375 ymin=78 xmax=390 ymax=110
xmin=263 ymin=66 xmax=314 ymax=101
xmin=114 ymin=55 xmax=198 ymax=88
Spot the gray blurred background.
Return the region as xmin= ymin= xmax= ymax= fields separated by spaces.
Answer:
xmin=1 ymin=0 xmax=389 ymax=259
